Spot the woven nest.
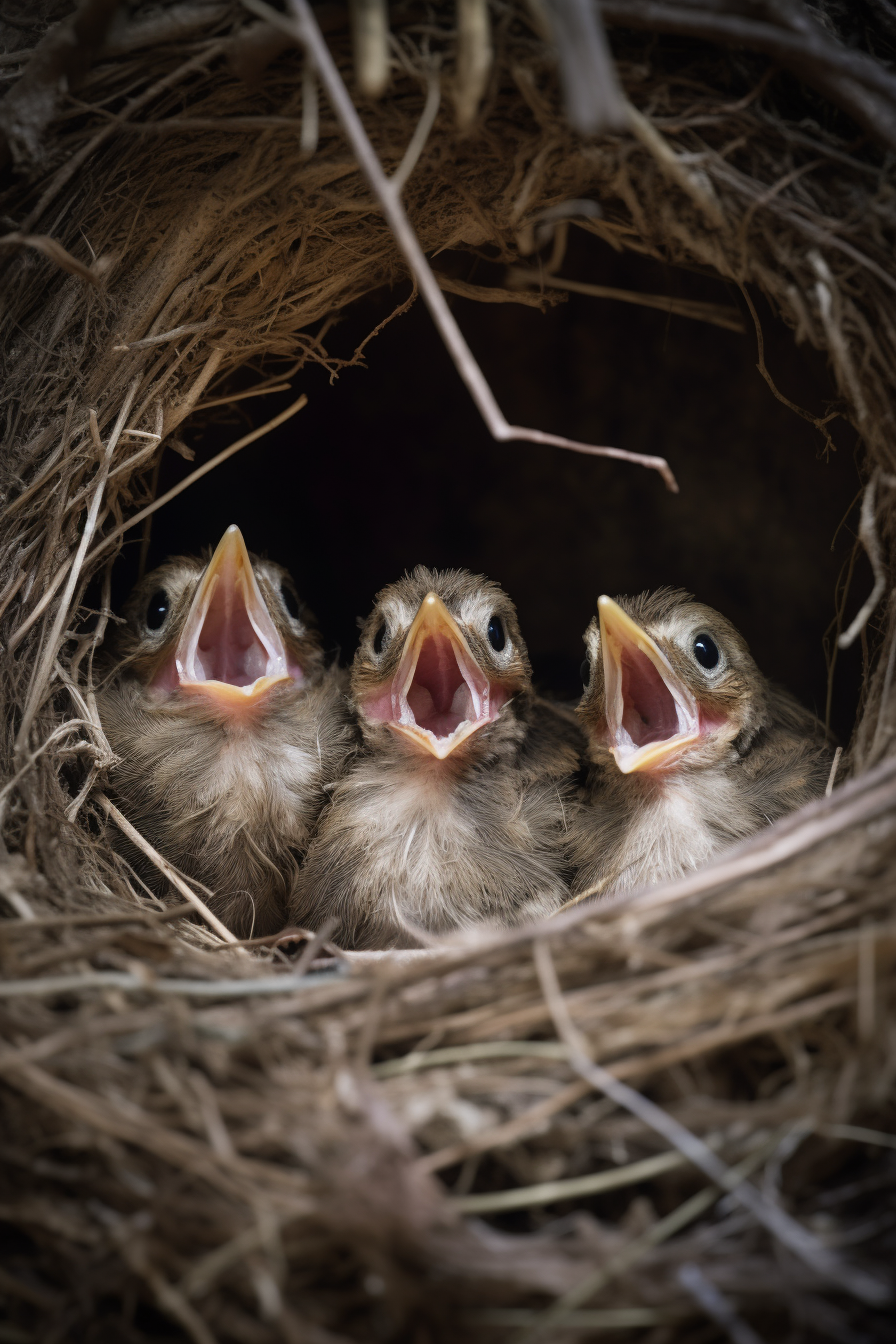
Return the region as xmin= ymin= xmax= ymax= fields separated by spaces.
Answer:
xmin=2 ymin=2 xmax=896 ymax=1341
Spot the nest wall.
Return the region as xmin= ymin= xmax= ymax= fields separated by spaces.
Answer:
xmin=1 ymin=3 xmax=896 ymax=1341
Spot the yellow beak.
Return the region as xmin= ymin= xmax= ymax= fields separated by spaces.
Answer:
xmin=598 ymin=595 xmax=700 ymax=773
xmin=386 ymin=592 xmax=503 ymax=759
xmin=173 ymin=525 xmax=295 ymax=708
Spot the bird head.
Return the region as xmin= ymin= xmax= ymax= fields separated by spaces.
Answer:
xmin=351 ymin=566 xmax=531 ymax=761
xmin=578 ymin=589 xmax=770 ymax=775
xmin=109 ymin=525 xmax=324 ymax=716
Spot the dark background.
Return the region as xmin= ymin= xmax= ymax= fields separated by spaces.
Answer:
xmin=115 ymin=229 xmax=868 ymax=741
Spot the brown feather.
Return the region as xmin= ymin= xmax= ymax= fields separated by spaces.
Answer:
xmin=569 ymin=590 xmax=834 ymax=896
xmin=290 ymin=567 xmax=584 ymax=948
xmin=97 ymin=552 xmax=355 ymax=937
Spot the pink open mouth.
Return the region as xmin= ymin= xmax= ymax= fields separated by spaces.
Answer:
xmin=152 ymin=525 xmax=301 ymax=709
xmin=599 ymin=596 xmax=700 ymax=773
xmin=363 ymin=593 xmax=507 ymax=759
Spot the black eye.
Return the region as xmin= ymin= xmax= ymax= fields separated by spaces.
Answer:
xmin=145 ymin=589 xmax=169 ymax=631
xmin=693 ymin=634 xmax=720 ymax=670
xmin=580 ymin=658 xmax=591 ymax=687
xmin=487 ymin=615 xmax=506 ymax=652
xmin=373 ymin=622 xmax=388 ymax=655
xmin=281 ymin=583 xmax=301 ymax=621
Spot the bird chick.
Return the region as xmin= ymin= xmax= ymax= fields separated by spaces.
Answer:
xmin=97 ymin=525 xmax=353 ymax=937
xmin=289 ymin=566 xmax=582 ymax=948
xmin=569 ymin=589 xmax=833 ymax=898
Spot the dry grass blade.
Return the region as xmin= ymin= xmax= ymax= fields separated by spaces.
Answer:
xmin=533 ymin=939 xmax=891 ymax=1307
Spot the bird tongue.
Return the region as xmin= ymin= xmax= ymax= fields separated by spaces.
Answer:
xmin=364 ymin=592 xmax=506 ymax=759
xmin=598 ymin=595 xmax=700 ymax=774
xmin=619 ymin=648 xmax=681 ymax=749
xmin=189 ymin=575 xmax=272 ymax=686
xmin=161 ymin=525 xmax=297 ymax=708
xmin=405 ymin=633 xmax=477 ymax=738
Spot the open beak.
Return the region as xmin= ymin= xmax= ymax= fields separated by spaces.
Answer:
xmin=598 ymin=595 xmax=700 ymax=773
xmin=164 ymin=525 xmax=298 ymax=708
xmin=366 ymin=593 xmax=507 ymax=759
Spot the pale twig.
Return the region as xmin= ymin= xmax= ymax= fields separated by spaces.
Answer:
xmin=97 ymin=794 xmax=238 ymax=945
xmin=242 ymin=0 xmax=677 ymax=491
xmin=15 ymin=384 xmax=138 ymax=754
xmin=0 ymin=967 xmax=346 ymax=1000
xmin=517 ymin=1135 xmax=780 ymax=1342
xmin=839 ymin=471 xmax=887 ymax=648
xmin=820 ymin=1123 xmax=896 ymax=1151
xmin=416 ymin=1079 xmax=593 ymax=1174
xmin=350 ymin=0 xmax=389 ymax=98
xmin=539 ymin=0 xmax=628 ymax=135
xmin=0 ymin=231 xmax=101 ymax=286
xmin=300 ymin=58 xmax=319 ymax=156
xmin=391 ymin=70 xmax=441 ymax=195
xmin=0 ymin=721 xmax=92 ymax=822
xmin=825 ymin=745 xmax=843 ymax=796
xmin=533 ymin=939 xmax=889 ymax=1307
xmin=372 ymin=1039 xmax=569 ymax=1077
xmin=85 ymin=393 xmax=308 ymax=567
xmin=627 ymin=100 xmax=724 ymax=226
xmin=677 ymin=1263 xmax=764 ymax=1344
xmin=455 ymin=0 xmax=492 ymax=129
xmin=506 ymin=267 xmax=745 ymax=332
xmin=113 ymin=320 xmax=215 ymax=351
xmin=452 ymin=1147 xmax=689 ymax=1214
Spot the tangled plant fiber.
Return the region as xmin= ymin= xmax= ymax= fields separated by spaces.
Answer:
xmin=1 ymin=2 xmax=896 ymax=1340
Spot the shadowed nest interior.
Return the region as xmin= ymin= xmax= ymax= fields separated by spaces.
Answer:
xmin=1 ymin=2 xmax=896 ymax=1341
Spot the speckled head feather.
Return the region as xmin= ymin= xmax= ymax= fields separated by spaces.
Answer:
xmin=290 ymin=567 xmax=579 ymax=948
xmin=351 ymin=565 xmax=533 ymax=763
xmin=570 ymin=588 xmax=832 ymax=899
xmin=578 ymin=587 xmax=772 ymax=774
xmin=97 ymin=529 xmax=353 ymax=938
xmin=107 ymin=540 xmax=325 ymax=696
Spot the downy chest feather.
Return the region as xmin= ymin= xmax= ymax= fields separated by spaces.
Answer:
xmin=614 ymin=771 xmax=745 ymax=890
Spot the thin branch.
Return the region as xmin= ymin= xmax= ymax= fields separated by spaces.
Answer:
xmin=452 ymin=1147 xmax=688 ymax=1214
xmin=677 ymin=1264 xmax=763 ymax=1344
xmin=416 ymin=1079 xmax=593 ymax=1175
xmin=825 ymin=745 xmax=843 ymax=796
xmin=0 ymin=231 xmax=101 ymax=286
xmin=599 ymin=1 xmax=896 ymax=155
xmin=839 ymin=471 xmax=887 ymax=649
xmin=455 ymin=0 xmax=492 ymax=129
xmin=14 ymin=384 xmax=138 ymax=753
xmin=0 ymin=966 xmax=346 ymax=1000
xmin=85 ymin=393 xmax=308 ymax=567
xmin=97 ymin=794 xmax=238 ymax=945
xmin=517 ymin=1135 xmax=780 ymax=1342
xmin=533 ymin=939 xmax=890 ymax=1308
xmin=506 ymin=267 xmax=744 ymax=331
xmin=391 ymin=70 xmax=441 ymax=195
xmin=241 ymin=0 xmax=677 ymax=491
xmin=541 ymin=0 xmax=628 ymax=135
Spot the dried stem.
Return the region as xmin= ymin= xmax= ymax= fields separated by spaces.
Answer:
xmin=244 ymin=0 xmax=678 ymax=491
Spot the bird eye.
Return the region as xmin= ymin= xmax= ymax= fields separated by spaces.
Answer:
xmin=487 ymin=615 xmax=506 ymax=652
xmin=373 ymin=622 xmax=388 ymax=655
xmin=280 ymin=582 xmax=301 ymax=621
xmin=693 ymin=634 xmax=720 ymax=670
xmin=580 ymin=658 xmax=591 ymax=687
xmin=145 ymin=589 xmax=169 ymax=631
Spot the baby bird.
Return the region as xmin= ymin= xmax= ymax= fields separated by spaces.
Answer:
xmin=289 ymin=567 xmax=582 ymax=948
xmin=97 ymin=525 xmax=353 ymax=937
xmin=569 ymin=589 xmax=833 ymax=898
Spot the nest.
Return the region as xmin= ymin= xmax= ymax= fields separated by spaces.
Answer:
xmin=2 ymin=2 xmax=896 ymax=1339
